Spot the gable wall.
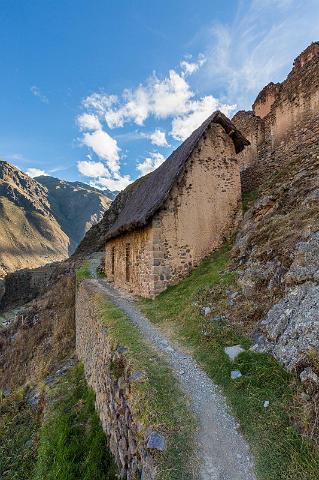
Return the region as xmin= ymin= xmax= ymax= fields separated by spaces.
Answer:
xmin=151 ymin=123 xmax=241 ymax=295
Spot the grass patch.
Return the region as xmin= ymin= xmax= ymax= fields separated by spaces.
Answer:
xmin=141 ymin=245 xmax=319 ymax=480
xmin=0 ymin=389 xmax=40 ymax=480
xmin=34 ymin=363 xmax=118 ymax=480
xmin=97 ymin=296 xmax=197 ymax=480
xmin=242 ymin=189 xmax=259 ymax=213
xmin=76 ymin=262 xmax=92 ymax=282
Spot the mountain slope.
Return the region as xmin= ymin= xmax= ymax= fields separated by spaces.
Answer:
xmin=0 ymin=162 xmax=69 ymax=276
xmin=36 ymin=176 xmax=111 ymax=253
xmin=0 ymin=161 xmax=113 ymax=276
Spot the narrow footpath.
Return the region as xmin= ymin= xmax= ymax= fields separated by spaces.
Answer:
xmin=95 ymin=277 xmax=256 ymax=480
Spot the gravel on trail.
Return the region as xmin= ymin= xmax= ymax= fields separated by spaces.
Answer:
xmin=94 ymin=278 xmax=256 ymax=480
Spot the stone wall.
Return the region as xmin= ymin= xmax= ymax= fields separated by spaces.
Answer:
xmin=232 ymin=48 xmax=319 ymax=193
xmin=76 ymin=280 xmax=155 ymax=479
xmin=230 ymin=43 xmax=319 ymax=377
xmin=0 ymin=259 xmax=73 ymax=312
xmin=105 ymin=225 xmax=155 ymax=297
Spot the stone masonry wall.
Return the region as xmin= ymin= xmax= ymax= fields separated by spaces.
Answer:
xmin=232 ymin=50 xmax=319 ymax=193
xmin=105 ymin=226 xmax=154 ymax=297
xmin=76 ymin=280 xmax=155 ymax=479
xmin=152 ymin=123 xmax=242 ymax=295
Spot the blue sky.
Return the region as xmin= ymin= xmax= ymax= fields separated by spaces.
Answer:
xmin=1 ymin=0 xmax=319 ymax=191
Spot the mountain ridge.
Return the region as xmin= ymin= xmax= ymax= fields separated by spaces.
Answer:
xmin=0 ymin=161 xmax=114 ymax=276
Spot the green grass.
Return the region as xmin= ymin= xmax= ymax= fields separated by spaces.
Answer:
xmin=76 ymin=262 xmax=92 ymax=282
xmin=97 ymin=296 xmax=197 ymax=480
xmin=242 ymin=189 xmax=259 ymax=213
xmin=33 ymin=363 xmax=118 ymax=480
xmin=141 ymin=245 xmax=319 ymax=480
xmin=0 ymin=389 xmax=40 ymax=480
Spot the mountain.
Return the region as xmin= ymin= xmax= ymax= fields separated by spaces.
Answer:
xmin=35 ymin=175 xmax=112 ymax=253
xmin=0 ymin=161 xmax=113 ymax=276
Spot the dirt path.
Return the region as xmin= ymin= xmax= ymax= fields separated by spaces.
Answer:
xmin=96 ymin=279 xmax=256 ymax=480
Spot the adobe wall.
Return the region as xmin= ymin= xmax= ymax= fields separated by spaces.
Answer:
xmin=252 ymin=82 xmax=280 ymax=119
xmin=232 ymin=111 xmax=265 ymax=171
xmin=105 ymin=225 xmax=155 ymax=297
xmin=152 ymin=124 xmax=242 ymax=294
xmin=76 ymin=280 xmax=155 ymax=479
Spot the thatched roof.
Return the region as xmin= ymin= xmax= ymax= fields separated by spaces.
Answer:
xmin=106 ymin=110 xmax=249 ymax=240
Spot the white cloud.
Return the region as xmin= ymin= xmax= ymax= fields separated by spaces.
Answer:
xmin=77 ymin=113 xmax=101 ymax=131
xmin=26 ymin=168 xmax=48 ymax=178
xmin=171 ymin=96 xmax=236 ymax=140
xmin=90 ymin=174 xmax=132 ymax=191
xmin=103 ymin=69 xmax=194 ymax=129
xmin=149 ymin=129 xmax=169 ymax=147
xmin=30 ymin=86 xmax=48 ymax=104
xmin=82 ymin=93 xmax=118 ymax=116
xmin=199 ymin=0 xmax=319 ymax=108
xmin=137 ymin=152 xmax=165 ymax=176
xmin=77 ymin=160 xmax=107 ymax=178
xmin=180 ymin=54 xmax=207 ymax=76
xmin=105 ymin=85 xmax=150 ymax=127
xmin=77 ymin=49 xmax=234 ymax=191
xmin=82 ymin=129 xmax=120 ymax=173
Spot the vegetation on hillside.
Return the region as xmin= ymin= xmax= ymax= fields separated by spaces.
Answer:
xmin=34 ymin=364 xmax=117 ymax=480
xmin=141 ymin=246 xmax=319 ymax=480
xmin=0 ymin=364 xmax=117 ymax=480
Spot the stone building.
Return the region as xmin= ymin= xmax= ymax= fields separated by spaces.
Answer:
xmin=104 ymin=111 xmax=249 ymax=297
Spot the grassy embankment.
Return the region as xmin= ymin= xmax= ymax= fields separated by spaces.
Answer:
xmin=0 ymin=364 xmax=118 ymax=480
xmin=97 ymin=295 xmax=197 ymax=480
xmin=141 ymin=245 xmax=319 ymax=480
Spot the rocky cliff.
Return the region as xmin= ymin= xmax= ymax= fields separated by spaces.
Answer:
xmin=231 ymin=42 xmax=319 ymax=379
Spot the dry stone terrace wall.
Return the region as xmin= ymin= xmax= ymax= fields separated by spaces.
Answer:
xmin=76 ymin=280 xmax=155 ymax=480
xmin=0 ymin=260 xmax=73 ymax=312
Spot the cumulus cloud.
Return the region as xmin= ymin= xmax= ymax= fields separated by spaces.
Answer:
xmin=76 ymin=48 xmax=234 ymax=190
xmin=81 ymin=129 xmax=120 ymax=173
xmin=149 ymin=129 xmax=169 ymax=147
xmin=26 ymin=167 xmax=48 ymax=178
xmin=77 ymin=160 xmax=107 ymax=178
xmin=30 ymin=86 xmax=49 ymax=104
xmin=137 ymin=152 xmax=165 ymax=176
xmin=103 ymin=69 xmax=195 ymax=129
xmin=77 ymin=113 xmax=101 ymax=131
xmin=171 ymin=96 xmax=236 ymax=140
